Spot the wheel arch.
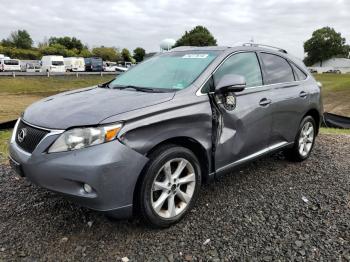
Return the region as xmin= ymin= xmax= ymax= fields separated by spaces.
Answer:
xmin=147 ymin=136 xmax=210 ymax=182
xmin=132 ymin=136 xmax=211 ymax=215
xmin=304 ymin=108 xmax=321 ymax=135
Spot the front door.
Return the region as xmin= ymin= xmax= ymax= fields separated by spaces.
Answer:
xmin=211 ymin=52 xmax=273 ymax=173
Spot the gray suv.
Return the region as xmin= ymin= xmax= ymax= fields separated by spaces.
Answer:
xmin=9 ymin=44 xmax=323 ymax=228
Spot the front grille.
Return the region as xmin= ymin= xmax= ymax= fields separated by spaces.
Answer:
xmin=15 ymin=120 xmax=49 ymax=153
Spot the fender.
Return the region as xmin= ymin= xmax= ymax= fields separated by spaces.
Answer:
xmin=102 ymin=92 xmax=214 ymax=176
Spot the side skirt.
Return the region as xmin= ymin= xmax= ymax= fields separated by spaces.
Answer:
xmin=214 ymin=142 xmax=294 ymax=179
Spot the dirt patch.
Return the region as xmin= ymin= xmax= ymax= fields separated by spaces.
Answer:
xmin=323 ymin=89 xmax=350 ymax=117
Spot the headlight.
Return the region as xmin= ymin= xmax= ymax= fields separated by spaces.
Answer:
xmin=48 ymin=123 xmax=122 ymax=153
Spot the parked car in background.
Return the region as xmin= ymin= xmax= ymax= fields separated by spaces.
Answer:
xmin=103 ymin=61 xmax=116 ymax=72
xmin=26 ymin=63 xmax=41 ymax=73
xmin=103 ymin=62 xmax=128 ymax=72
xmin=9 ymin=44 xmax=323 ymax=228
xmin=308 ymin=68 xmax=318 ymax=73
xmin=323 ymin=69 xmax=341 ymax=74
xmin=0 ymin=58 xmax=21 ymax=72
xmin=84 ymin=57 xmax=103 ymax=72
xmin=64 ymin=57 xmax=85 ymax=72
xmin=41 ymin=56 xmax=65 ymax=73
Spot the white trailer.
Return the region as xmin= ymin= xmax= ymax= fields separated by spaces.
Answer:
xmin=64 ymin=57 xmax=85 ymax=72
xmin=41 ymin=55 xmax=65 ymax=72
xmin=0 ymin=59 xmax=21 ymax=72
xmin=26 ymin=63 xmax=42 ymax=72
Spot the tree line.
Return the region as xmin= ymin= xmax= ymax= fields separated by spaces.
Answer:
xmin=170 ymin=25 xmax=350 ymax=66
xmin=0 ymin=30 xmax=146 ymax=63
xmin=1 ymin=26 xmax=349 ymax=66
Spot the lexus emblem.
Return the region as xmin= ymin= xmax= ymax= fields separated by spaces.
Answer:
xmin=17 ymin=128 xmax=27 ymax=143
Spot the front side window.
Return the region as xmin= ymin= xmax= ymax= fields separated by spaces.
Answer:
xmin=110 ymin=51 xmax=219 ymax=90
xmin=214 ymin=52 xmax=263 ymax=88
xmin=260 ymin=53 xmax=294 ymax=84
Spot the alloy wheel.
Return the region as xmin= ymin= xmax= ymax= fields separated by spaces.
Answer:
xmin=298 ymin=121 xmax=314 ymax=157
xmin=151 ymin=158 xmax=196 ymax=219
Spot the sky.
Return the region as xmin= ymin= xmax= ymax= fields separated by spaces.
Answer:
xmin=1 ymin=0 xmax=349 ymax=59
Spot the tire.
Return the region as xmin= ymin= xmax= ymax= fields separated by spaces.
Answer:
xmin=137 ymin=145 xmax=201 ymax=228
xmin=284 ymin=116 xmax=316 ymax=162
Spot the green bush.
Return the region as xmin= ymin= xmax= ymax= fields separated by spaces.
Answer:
xmin=0 ymin=45 xmax=40 ymax=59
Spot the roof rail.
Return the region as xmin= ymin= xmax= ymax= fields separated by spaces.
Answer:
xmin=242 ymin=43 xmax=288 ymax=54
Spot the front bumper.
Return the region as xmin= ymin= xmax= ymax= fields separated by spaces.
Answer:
xmin=9 ymin=129 xmax=149 ymax=218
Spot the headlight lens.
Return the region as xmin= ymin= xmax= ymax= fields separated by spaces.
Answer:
xmin=48 ymin=123 xmax=122 ymax=153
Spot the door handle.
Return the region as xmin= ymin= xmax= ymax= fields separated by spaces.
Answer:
xmin=299 ymin=91 xmax=308 ymax=98
xmin=259 ymin=98 xmax=272 ymax=107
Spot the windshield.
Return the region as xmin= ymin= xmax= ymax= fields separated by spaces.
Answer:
xmin=109 ymin=51 xmax=219 ymax=90
xmin=52 ymin=61 xmax=64 ymax=66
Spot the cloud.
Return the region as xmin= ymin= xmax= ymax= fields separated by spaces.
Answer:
xmin=0 ymin=0 xmax=349 ymax=58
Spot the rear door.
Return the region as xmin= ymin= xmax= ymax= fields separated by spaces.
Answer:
xmin=211 ymin=52 xmax=273 ymax=173
xmin=258 ymin=52 xmax=309 ymax=144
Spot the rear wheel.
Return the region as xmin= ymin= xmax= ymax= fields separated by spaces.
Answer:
xmin=138 ymin=145 xmax=201 ymax=228
xmin=284 ymin=116 xmax=316 ymax=161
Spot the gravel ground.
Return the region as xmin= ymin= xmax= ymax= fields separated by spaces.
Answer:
xmin=0 ymin=134 xmax=349 ymax=261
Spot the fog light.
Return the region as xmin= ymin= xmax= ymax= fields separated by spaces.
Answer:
xmin=83 ymin=183 xmax=92 ymax=193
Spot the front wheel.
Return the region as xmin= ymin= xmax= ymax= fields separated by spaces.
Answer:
xmin=284 ymin=116 xmax=316 ymax=161
xmin=137 ymin=145 xmax=201 ymax=228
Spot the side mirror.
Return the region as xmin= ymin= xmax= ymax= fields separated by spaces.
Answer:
xmin=215 ymin=74 xmax=246 ymax=93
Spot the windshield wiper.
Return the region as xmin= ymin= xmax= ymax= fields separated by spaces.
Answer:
xmin=115 ymin=85 xmax=158 ymax=93
xmin=98 ymin=79 xmax=115 ymax=88
xmin=98 ymin=83 xmax=109 ymax=88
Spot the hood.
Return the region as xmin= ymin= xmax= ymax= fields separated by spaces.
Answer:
xmin=22 ymin=87 xmax=175 ymax=129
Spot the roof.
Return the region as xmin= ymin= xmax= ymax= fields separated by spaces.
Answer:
xmin=171 ymin=43 xmax=288 ymax=53
xmin=171 ymin=46 xmax=230 ymax=51
xmin=170 ymin=44 xmax=307 ymax=71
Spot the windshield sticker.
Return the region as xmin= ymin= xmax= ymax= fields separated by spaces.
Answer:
xmin=182 ymin=54 xmax=209 ymax=59
xmin=173 ymin=83 xmax=184 ymax=89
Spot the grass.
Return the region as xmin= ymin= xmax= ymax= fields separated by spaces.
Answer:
xmin=314 ymin=74 xmax=350 ymax=92
xmin=0 ymin=75 xmax=115 ymax=95
xmin=320 ymin=127 xmax=350 ymax=135
xmin=0 ymin=130 xmax=11 ymax=163
xmin=314 ymin=74 xmax=350 ymax=117
xmin=0 ymin=75 xmax=115 ymax=123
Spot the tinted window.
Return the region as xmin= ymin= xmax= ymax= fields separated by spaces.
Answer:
xmin=201 ymin=77 xmax=214 ymax=93
xmin=214 ymin=52 xmax=262 ymax=88
xmin=260 ymin=53 xmax=294 ymax=84
xmin=4 ymin=60 xmax=19 ymax=65
xmin=291 ymin=63 xmax=307 ymax=81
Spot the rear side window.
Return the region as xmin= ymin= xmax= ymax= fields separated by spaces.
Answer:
xmin=291 ymin=63 xmax=307 ymax=81
xmin=214 ymin=52 xmax=263 ymax=88
xmin=260 ymin=53 xmax=294 ymax=84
